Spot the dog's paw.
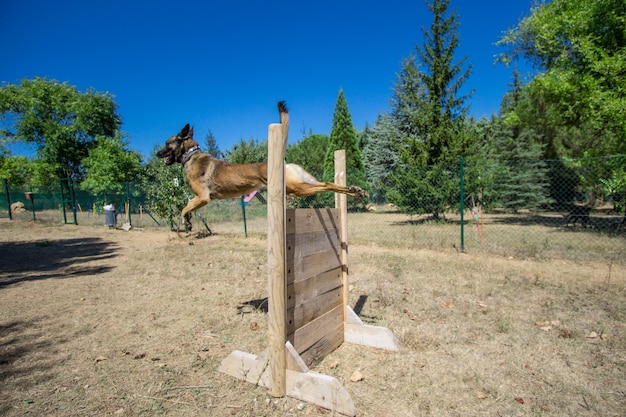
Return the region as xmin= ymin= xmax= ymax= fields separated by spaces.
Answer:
xmin=348 ymin=186 xmax=369 ymax=198
xmin=183 ymin=213 xmax=193 ymax=232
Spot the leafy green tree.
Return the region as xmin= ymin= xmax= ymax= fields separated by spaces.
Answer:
xmin=319 ymin=89 xmax=369 ymax=209
xmin=497 ymin=0 xmax=626 ymax=157
xmin=286 ymin=133 xmax=329 ymax=180
xmin=0 ymin=77 xmax=121 ymax=179
xmin=387 ymin=0 xmax=473 ymax=219
xmin=81 ymin=134 xmax=142 ymax=195
xmin=0 ymin=147 xmax=30 ymax=185
xmin=224 ymin=138 xmax=267 ymax=163
xmin=142 ymin=149 xmax=189 ymax=228
xmin=27 ymin=158 xmax=62 ymax=186
xmin=599 ymin=158 xmax=626 ymax=214
xmin=284 ymin=133 xmax=329 ymax=208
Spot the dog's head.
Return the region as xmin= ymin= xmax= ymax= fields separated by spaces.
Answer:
xmin=156 ymin=124 xmax=196 ymax=165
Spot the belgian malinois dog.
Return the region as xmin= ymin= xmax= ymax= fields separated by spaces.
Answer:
xmin=156 ymin=101 xmax=367 ymax=231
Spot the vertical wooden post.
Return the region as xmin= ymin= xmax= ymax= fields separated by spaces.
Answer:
xmin=334 ymin=150 xmax=349 ymax=321
xmin=267 ymin=121 xmax=288 ymax=397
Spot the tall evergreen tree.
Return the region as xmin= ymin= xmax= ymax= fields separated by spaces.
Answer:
xmin=320 ymin=89 xmax=369 ymax=209
xmin=387 ymin=0 xmax=473 ymax=218
xmin=417 ymin=0 xmax=473 ymax=164
xmin=204 ymin=130 xmax=223 ymax=159
xmin=499 ymin=67 xmax=524 ymax=132
xmin=362 ymin=114 xmax=399 ymax=204
xmin=485 ymin=119 xmax=552 ymax=210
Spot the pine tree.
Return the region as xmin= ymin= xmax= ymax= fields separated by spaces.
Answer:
xmin=362 ymin=114 xmax=399 ymax=204
xmin=386 ymin=0 xmax=473 ymax=219
xmin=416 ymin=0 xmax=473 ymax=164
xmin=319 ymin=89 xmax=369 ymax=209
xmin=487 ymin=120 xmax=552 ymax=211
xmin=204 ymin=130 xmax=223 ymax=159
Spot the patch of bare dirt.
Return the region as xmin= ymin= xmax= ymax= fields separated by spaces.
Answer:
xmin=0 ymin=220 xmax=625 ymax=416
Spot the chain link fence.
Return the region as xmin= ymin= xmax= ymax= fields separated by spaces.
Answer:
xmin=1 ymin=155 xmax=625 ymax=264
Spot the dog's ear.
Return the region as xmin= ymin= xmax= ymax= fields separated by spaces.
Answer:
xmin=188 ymin=126 xmax=194 ymax=138
xmin=179 ymin=124 xmax=190 ymax=138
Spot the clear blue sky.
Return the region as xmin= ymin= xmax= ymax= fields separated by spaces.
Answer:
xmin=1 ymin=0 xmax=535 ymax=159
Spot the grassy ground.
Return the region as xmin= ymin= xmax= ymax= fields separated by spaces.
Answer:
xmin=0 ymin=211 xmax=624 ymax=416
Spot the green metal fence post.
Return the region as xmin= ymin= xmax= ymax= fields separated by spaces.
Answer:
xmin=60 ymin=178 xmax=78 ymax=225
xmin=126 ymin=182 xmax=132 ymax=226
xmin=460 ymin=157 xmax=465 ymax=253
xmin=28 ymin=186 xmax=36 ymax=221
xmin=4 ymin=179 xmax=12 ymax=220
xmin=241 ymin=196 xmax=248 ymax=237
xmin=71 ymin=180 xmax=77 ymax=225
xmin=60 ymin=179 xmax=67 ymax=224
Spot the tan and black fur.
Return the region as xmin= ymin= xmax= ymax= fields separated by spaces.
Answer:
xmin=156 ymin=101 xmax=367 ymax=231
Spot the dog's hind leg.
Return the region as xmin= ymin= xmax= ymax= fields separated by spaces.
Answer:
xmin=287 ymin=182 xmax=368 ymax=198
xmin=285 ymin=164 xmax=368 ymax=198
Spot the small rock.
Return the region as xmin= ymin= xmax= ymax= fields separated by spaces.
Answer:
xmin=350 ymin=370 xmax=364 ymax=382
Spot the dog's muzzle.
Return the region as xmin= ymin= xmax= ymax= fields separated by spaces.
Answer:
xmin=157 ymin=149 xmax=175 ymax=165
xmin=164 ymin=154 xmax=175 ymax=165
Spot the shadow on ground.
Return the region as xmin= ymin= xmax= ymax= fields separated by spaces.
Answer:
xmin=0 ymin=237 xmax=119 ymax=287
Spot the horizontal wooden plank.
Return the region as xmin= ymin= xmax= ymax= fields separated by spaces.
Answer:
xmin=298 ymin=323 xmax=344 ymax=368
xmin=286 ymin=229 xmax=340 ymax=260
xmin=286 ymin=208 xmax=340 ymax=235
xmin=288 ymin=304 xmax=343 ymax=355
xmin=287 ymin=286 xmax=343 ymax=333
xmin=287 ymin=248 xmax=342 ymax=283
xmin=287 ymin=267 xmax=342 ymax=309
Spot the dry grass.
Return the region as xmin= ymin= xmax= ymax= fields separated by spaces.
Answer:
xmin=0 ymin=214 xmax=625 ymax=416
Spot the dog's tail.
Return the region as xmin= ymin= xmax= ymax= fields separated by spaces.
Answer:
xmin=278 ymin=101 xmax=289 ymax=139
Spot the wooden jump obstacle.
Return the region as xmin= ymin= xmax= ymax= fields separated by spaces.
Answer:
xmin=218 ymin=112 xmax=400 ymax=416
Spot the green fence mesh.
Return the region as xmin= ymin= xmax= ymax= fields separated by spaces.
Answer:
xmin=1 ymin=155 xmax=624 ymax=263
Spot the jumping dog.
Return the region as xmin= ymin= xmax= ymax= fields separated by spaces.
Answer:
xmin=156 ymin=101 xmax=367 ymax=231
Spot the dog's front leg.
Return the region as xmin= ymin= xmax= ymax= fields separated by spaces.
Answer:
xmin=183 ymin=212 xmax=193 ymax=232
xmin=181 ymin=196 xmax=210 ymax=232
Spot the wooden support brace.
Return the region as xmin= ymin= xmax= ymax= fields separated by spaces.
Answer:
xmin=344 ymin=307 xmax=401 ymax=351
xmin=218 ymin=342 xmax=357 ymax=417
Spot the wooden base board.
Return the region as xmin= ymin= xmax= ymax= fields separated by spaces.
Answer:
xmin=344 ymin=307 xmax=401 ymax=352
xmin=218 ymin=343 xmax=357 ymax=416
xmin=218 ymin=310 xmax=400 ymax=416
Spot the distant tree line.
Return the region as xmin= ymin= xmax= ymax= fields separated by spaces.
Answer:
xmin=1 ymin=0 xmax=624 ymax=223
